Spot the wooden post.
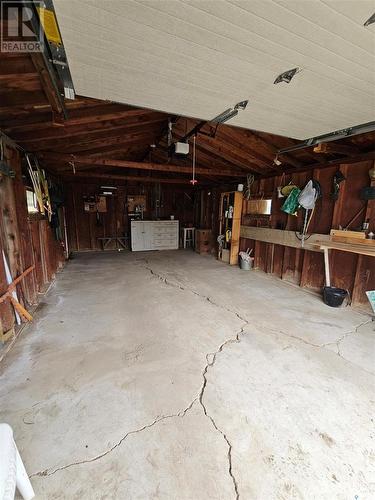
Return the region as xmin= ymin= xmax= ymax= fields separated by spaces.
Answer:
xmin=323 ymin=247 xmax=331 ymax=287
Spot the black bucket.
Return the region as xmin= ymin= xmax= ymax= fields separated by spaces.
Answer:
xmin=323 ymin=286 xmax=348 ymax=307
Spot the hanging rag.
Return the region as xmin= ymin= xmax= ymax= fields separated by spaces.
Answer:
xmin=281 ymin=187 xmax=301 ymax=215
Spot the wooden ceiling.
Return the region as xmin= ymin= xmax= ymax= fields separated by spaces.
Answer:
xmin=1 ymin=51 xmax=374 ymax=186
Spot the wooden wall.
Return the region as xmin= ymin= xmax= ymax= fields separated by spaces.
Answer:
xmin=0 ymin=144 xmax=65 ymax=339
xmin=64 ymin=181 xmax=195 ymax=252
xmin=239 ymin=160 xmax=375 ymax=308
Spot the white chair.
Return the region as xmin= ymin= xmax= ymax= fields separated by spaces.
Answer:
xmin=182 ymin=227 xmax=195 ymax=248
xmin=0 ymin=424 xmax=35 ymax=500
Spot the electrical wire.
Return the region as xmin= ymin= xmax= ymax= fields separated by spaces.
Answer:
xmin=190 ymin=135 xmax=197 ymax=185
xmin=244 ymin=174 xmax=255 ymax=200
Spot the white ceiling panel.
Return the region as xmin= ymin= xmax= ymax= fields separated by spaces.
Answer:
xmin=54 ymin=0 xmax=375 ymax=139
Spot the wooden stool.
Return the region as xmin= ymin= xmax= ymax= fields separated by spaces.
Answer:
xmin=182 ymin=227 xmax=195 ymax=248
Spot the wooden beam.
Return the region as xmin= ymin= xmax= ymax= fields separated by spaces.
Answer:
xmin=0 ymin=90 xmax=47 ymax=108
xmin=240 ymin=226 xmax=330 ymax=252
xmin=0 ymin=73 xmax=41 ymax=91
xmin=313 ymin=142 xmax=360 ymax=155
xmin=40 ymin=153 xmax=245 ymax=177
xmin=62 ymin=172 xmax=201 ymax=185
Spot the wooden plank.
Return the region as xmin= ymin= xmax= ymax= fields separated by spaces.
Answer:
xmin=10 ymin=296 xmax=33 ymax=322
xmin=0 ymin=265 xmax=35 ymax=304
xmin=332 ymin=236 xmax=375 ymax=245
xmin=0 ymin=73 xmax=41 ymax=91
xmin=230 ymin=191 xmax=243 ymax=265
xmin=0 ymin=90 xmax=47 ymax=108
xmin=318 ymin=241 xmax=375 ymax=258
xmin=330 ymin=229 xmax=365 ymax=239
xmin=240 ymin=226 xmax=330 ymax=252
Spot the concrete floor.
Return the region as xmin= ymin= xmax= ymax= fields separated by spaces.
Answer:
xmin=1 ymin=250 xmax=374 ymax=499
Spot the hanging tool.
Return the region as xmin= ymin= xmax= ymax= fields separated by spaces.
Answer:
xmin=25 ymin=154 xmax=52 ymax=220
xmin=331 ymin=170 xmax=346 ymax=200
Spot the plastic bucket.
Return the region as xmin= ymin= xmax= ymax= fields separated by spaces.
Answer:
xmin=323 ymin=286 xmax=347 ymax=307
xmin=240 ymin=258 xmax=253 ymax=271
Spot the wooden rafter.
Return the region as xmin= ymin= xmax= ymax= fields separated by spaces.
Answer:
xmin=169 ymin=130 xmax=256 ymax=173
xmin=23 ymin=128 xmax=163 ymax=154
xmin=9 ymin=110 xmax=166 ymax=141
xmin=14 ymin=113 xmax=165 ymax=145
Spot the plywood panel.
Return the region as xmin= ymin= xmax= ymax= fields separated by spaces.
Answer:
xmin=53 ymin=0 xmax=375 ymax=139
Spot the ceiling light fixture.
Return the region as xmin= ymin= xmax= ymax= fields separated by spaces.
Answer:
xmin=274 ymin=67 xmax=301 ymax=84
xmin=234 ymin=100 xmax=249 ymax=111
xmin=212 ymin=100 xmax=249 ymax=124
xmin=364 ymin=13 xmax=375 ymax=26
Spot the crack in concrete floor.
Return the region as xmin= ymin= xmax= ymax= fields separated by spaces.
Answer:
xmin=30 ymin=262 xmax=250 ymax=498
xmin=30 ymin=398 xmax=198 ymax=478
xmin=29 ymin=259 xmax=372 ymax=498
xmin=198 ymin=327 xmax=247 ymax=500
xmin=144 ymin=262 xmax=372 ymax=370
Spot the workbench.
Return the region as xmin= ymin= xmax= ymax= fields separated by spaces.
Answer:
xmin=318 ymin=240 xmax=375 ymax=286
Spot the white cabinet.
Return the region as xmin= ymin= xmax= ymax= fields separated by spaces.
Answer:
xmin=131 ymin=221 xmax=179 ymax=251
